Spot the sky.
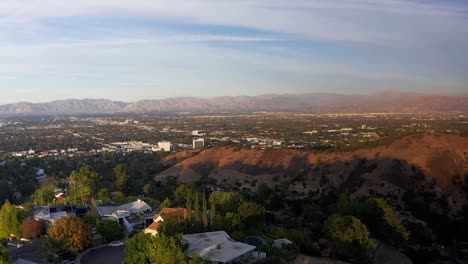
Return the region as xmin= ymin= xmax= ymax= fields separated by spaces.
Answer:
xmin=0 ymin=0 xmax=467 ymax=103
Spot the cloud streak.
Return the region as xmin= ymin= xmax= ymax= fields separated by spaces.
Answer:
xmin=0 ymin=0 xmax=467 ymax=102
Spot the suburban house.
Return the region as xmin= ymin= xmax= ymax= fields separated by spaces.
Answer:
xmin=33 ymin=205 xmax=89 ymax=229
xmin=97 ymin=199 xmax=152 ymax=232
xmin=182 ymin=231 xmax=257 ymax=264
xmin=144 ymin=207 xmax=187 ymax=236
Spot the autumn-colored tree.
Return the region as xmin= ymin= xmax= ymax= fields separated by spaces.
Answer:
xmin=21 ymin=217 xmax=45 ymax=239
xmin=48 ymin=216 xmax=92 ymax=252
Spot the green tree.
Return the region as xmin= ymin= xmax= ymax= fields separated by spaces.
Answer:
xmin=189 ymin=254 xmax=209 ymax=264
xmin=31 ymin=187 xmax=55 ymax=206
xmin=209 ymin=191 xmax=243 ymax=213
xmin=238 ymin=201 xmax=264 ymax=227
xmin=83 ymin=211 xmax=99 ymax=226
xmin=0 ymin=247 xmax=11 ymax=264
xmin=143 ymin=184 xmax=153 ymax=195
xmin=158 ymin=215 xmax=185 ymax=237
xmin=0 ymin=200 xmax=23 ymax=239
xmin=202 ymin=190 xmax=208 ymax=231
xmin=123 ymin=233 xmax=188 ymax=264
xmin=223 ymin=212 xmax=244 ymax=232
xmin=160 ymin=198 xmax=172 ymax=210
xmin=98 ymin=188 xmax=110 ymax=201
xmin=174 ymin=184 xmax=194 ymax=205
xmin=359 ymin=198 xmax=409 ymax=242
xmin=186 ymin=192 xmax=192 ymax=233
xmin=115 ymin=164 xmax=129 ymax=194
xmin=324 ymin=215 xmax=374 ymax=260
xmin=194 ymin=192 xmax=200 ymax=232
xmin=210 ymin=199 xmax=216 ymax=231
xmin=97 ymin=220 xmax=124 ymax=242
xmin=79 ymin=166 xmax=102 ymax=198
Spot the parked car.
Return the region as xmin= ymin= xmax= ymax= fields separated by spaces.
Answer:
xmin=108 ymin=241 xmax=125 ymax=247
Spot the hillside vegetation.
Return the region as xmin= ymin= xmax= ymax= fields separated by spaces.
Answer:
xmin=156 ymin=133 xmax=468 ymax=215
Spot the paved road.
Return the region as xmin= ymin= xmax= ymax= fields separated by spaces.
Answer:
xmin=81 ymin=246 xmax=125 ymax=264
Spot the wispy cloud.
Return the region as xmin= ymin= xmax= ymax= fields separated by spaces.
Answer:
xmin=0 ymin=0 xmax=467 ymax=102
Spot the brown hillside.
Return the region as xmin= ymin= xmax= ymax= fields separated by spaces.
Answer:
xmin=157 ymin=133 xmax=467 ymax=187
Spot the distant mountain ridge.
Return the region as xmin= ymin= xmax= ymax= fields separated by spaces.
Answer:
xmin=0 ymin=92 xmax=466 ymax=115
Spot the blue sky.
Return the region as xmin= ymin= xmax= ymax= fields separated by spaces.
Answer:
xmin=0 ymin=0 xmax=467 ymax=103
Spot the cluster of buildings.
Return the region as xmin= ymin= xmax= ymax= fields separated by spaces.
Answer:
xmin=25 ymin=197 xmax=293 ymax=264
xmin=8 ymin=137 xmax=206 ymax=159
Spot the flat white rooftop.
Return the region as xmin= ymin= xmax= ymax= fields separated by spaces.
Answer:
xmin=97 ymin=200 xmax=151 ymax=218
xmin=183 ymin=231 xmax=255 ymax=263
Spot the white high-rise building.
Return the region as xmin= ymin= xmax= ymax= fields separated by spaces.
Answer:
xmin=158 ymin=141 xmax=171 ymax=151
xmin=192 ymin=138 xmax=205 ymax=149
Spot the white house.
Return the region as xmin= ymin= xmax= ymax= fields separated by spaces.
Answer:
xmin=183 ymin=231 xmax=256 ymax=264
xmin=97 ymin=199 xmax=152 ymax=232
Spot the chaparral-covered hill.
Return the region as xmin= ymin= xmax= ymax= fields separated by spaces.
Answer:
xmin=155 ymin=133 xmax=468 ymax=215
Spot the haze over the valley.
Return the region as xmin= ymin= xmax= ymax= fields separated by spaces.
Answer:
xmin=0 ymin=92 xmax=466 ymax=115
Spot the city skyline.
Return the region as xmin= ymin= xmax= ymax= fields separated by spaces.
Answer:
xmin=1 ymin=0 xmax=467 ymax=103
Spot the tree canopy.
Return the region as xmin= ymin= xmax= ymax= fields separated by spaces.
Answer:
xmin=0 ymin=200 xmax=23 ymax=239
xmin=21 ymin=217 xmax=45 ymax=239
xmin=123 ymin=233 xmax=187 ymax=264
xmin=115 ymin=164 xmax=129 ymax=194
xmin=48 ymin=216 xmax=92 ymax=252
xmin=238 ymin=201 xmax=264 ymax=227
xmin=97 ymin=219 xmax=124 ymax=242
xmin=0 ymin=247 xmax=11 ymax=264
xmin=324 ymin=214 xmax=374 ymax=260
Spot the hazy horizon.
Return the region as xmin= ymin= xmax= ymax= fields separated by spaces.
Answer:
xmin=0 ymin=90 xmax=467 ymax=105
xmin=1 ymin=1 xmax=467 ymax=103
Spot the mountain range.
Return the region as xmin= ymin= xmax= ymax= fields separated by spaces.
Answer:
xmin=0 ymin=92 xmax=467 ymax=115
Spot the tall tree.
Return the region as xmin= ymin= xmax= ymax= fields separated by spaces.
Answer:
xmin=68 ymin=171 xmax=80 ymax=205
xmin=210 ymin=199 xmax=216 ymax=231
xmin=186 ymin=192 xmax=192 ymax=233
xmin=194 ymin=191 xmax=200 ymax=232
xmin=202 ymin=190 xmax=208 ymax=231
xmin=48 ymin=216 xmax=92 ymax=252
xmin=115 ymin=164 xmax=129 ymax=194
xmin=0 ymin=200 xmax=23 ymax=239
xmin=79 ymin=166 xmax=102 ymax=198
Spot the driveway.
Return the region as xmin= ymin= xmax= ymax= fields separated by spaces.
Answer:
xmin=81 ymin=246 xmax=125 ymax=264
